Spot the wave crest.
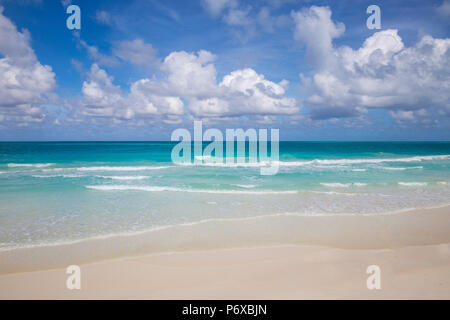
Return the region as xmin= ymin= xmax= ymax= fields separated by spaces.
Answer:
xmin=43 ymin=166 xmax=170 ymax=172
xmin=8 ymin=163 xmax=54 ymax=168
xmin=95 ymin=176 xmax=149 ymax=180
xmin=85 ymin=185 xmax=297 ymax=194
xmin=398 ymin=182 xmax=428 ymax=187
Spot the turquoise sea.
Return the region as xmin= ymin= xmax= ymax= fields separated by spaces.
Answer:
xmin=0 ymin=141 xmax=449 ymax=250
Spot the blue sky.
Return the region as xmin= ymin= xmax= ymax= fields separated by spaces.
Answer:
xmin=0 ymin=0 xmax=449 ymax=140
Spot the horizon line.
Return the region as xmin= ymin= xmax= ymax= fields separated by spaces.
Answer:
xmin=0 ymin=140 xmax=449 ymax=143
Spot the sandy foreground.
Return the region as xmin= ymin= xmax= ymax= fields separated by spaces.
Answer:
xmin=0 ymin=206 xmax=449 ymax=299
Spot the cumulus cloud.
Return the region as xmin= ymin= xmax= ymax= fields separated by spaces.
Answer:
xmin=75 ymin=35 xmax=298 ymax=123
xmin=128 ymin=79 xmax=184 ymax=116
xmin=82 ymin=64 xmax=183 ymax=122
xmin=292 ymin=6 xmax=345 ymax=70
xmin=189 ymin=68 xmax=298 ymax=117
xmin=158 ymin=51 xmax=299 ymax=117
xmin=159 ymin=50 xmax=298 ymax=118
xmin=389 ymin=109 xmax=431 ymax=124
xmin=82 ymin=64 xmax=124 ymax=118
xmin=293 ymin=6 xmax=450 ymax=123
xmin=80 ymin=50 xmax=298 ymax=123
xmin=162 ymin=50 xmax=218 ymax=97
xmin=0 ymin=6 xmax=56 ymax=123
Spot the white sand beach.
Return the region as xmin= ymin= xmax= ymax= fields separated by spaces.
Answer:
xmin=1 ymin=206 xmax=449 ymax=299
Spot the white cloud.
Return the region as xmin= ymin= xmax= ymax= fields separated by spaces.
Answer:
xmin=158 ymin=50 xmax=298 ymax=117
xmin=0 ymin=6 xmax=56 ymax=123
xmin=188 ymin=68 xmax=298 ymax=117
xmin=80 ymin=50 xmax=299 ymax=123
xmin=82 ymin=64 xmax=124 ymax=118
xmin=389 ymin=109 xmax=429 ymax=123
xmin=128 ymin=79 xmax=184 ymax=117
xmin=291 ymin=6 xmax=345 ymax=70
xmin=81 ymin=64 xmax=183 ymax=121
xmin=113 ymin=39 xmax=160 ymax=68
xmin=162 ymin=50 xmax=218 ymax=97
xmin=293 ymin=6 xmax=450 ymax=122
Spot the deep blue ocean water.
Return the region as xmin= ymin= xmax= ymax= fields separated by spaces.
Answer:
xmin=0 ymin=141 xmax=449 ymax=249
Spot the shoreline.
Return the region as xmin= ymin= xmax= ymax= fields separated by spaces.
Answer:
xmin=0 ymin=205 xmax=449 ymax=273
xmin=2 ymin=202 xmax=449 ymax=253
xmin=0 ymin=205 xmax=449 ymax=299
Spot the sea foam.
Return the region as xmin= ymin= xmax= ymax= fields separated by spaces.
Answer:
xmin=95 ymin=175 xmax=149 ymax=180
xmin=320 ymin=183 xmax=351 ymax=188
xmin=43 ymin=166 xmax=170 ymax=172
xmin=8 ymin=163 xmax=55 ymax=168
xmin=320 ymin=182 xmax=367 ymax=188
xmin=233 ymin=184 xmax=257 ymax=188
xmin=398 ymin=182 xmax=428 ymax=187
xmin=178 ymin=155 xmax=449 ymax=168
xmin=32 ymin=174 xmax=81 ymax=178
xmin=381 ymin=166 xmax=423 ymax=171
xmin=85 ymin=185 xmax=298 ymax=194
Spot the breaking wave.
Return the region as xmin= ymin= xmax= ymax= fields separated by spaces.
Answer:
xmin=85 ymin=185 xmax=298 ymax=194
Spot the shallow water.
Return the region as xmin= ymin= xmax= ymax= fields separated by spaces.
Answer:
xmin=0 ymin=141 xmax=449 ymax=250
